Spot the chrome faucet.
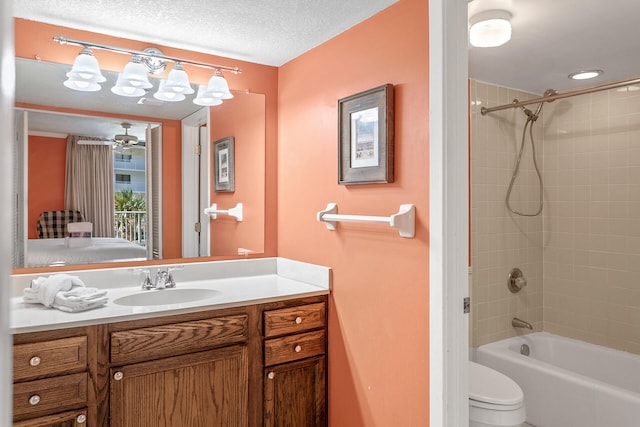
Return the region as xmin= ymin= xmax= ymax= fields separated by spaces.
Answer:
xmin=512 ymin=317 xmax=533 ymax=330
xmin=154 ymin=269 xmax=175 ymax=289
xmin=137 ymin=267 xmax=179 ymax=290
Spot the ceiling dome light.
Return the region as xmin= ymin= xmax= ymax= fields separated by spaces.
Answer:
xmin=568 ymin=70 xmax=603 ymax=80
xmin=469 ymin=10 xmax=512 ymax=48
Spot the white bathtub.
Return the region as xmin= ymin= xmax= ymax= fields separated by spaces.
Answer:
xmin=475 ymin=332 xmax=640 ymax=427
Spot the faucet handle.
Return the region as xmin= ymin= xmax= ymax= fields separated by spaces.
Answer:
xmin=134 ymin=268 xmax=153 ymax=290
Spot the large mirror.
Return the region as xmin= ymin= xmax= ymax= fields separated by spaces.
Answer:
xmin=14 ymin=33 xmax=267 ymax=270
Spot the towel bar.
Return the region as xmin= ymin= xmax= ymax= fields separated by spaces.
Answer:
xmin=316 ymin=203 xmax=415 ymax=238
xmin=204 ymin=202 xmax=243 ymax=221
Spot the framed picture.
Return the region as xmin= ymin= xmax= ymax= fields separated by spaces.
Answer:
xmin=338 ymin=83 xmax=394 ymax=184
xmin=213 ymin=136 xmax=235 ymax=192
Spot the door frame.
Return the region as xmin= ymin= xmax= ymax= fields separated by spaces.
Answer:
xmin=181 ymin=107 xmax=211 ymax=258
xmin=429 ymin=0 xmax=469 ymax=425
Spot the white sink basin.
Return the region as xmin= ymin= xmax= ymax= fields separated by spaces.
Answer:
xmin=113 ymin=288 xmax=220 ymax=306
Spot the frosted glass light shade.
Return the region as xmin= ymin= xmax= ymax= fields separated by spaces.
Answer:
xmin=117 ymin=58 xmax=153 ymax=89
xmin=193 ymin=85 xmax=223 ymax=106
xmin=63 ymin=47 xmax=106 ymax=92
xmin=111 ymin=73 xmax=145 ymax=97
xmin=469 ymin=10 xmax=512 ymax=48
xmin=163 ymin=63 xmax=194 ymax=94
xmin=153 ymin=79 xmax=186 ymax=102
xmin=205 ymin=71 xmax=233 ymax=99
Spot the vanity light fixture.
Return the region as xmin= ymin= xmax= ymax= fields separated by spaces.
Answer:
xmin=193 ymin=85 xmax=223 ymax=106
xmin=63 ymin=47 xmax=106 ymax=91
xmin=469 ymin=10 xmax=512 ymax=48
xmin=54 ymin=35 xmax=242 ymax=105
xmin=111 ymin=56 xmax=153 ymax=96
xmin=568 ymin=70 xmax=603 ymax=80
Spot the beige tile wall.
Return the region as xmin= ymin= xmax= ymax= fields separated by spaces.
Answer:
xmin=470 ymin=80 xmax=544 ymax=347
xmin=542 ymin=86 xmax=640 ymax=355
xmin=471 ymin=80 xmax=640 ymax=355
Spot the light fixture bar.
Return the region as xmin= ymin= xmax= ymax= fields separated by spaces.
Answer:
xmin=53 ymin=35 xmax=242 ymax=75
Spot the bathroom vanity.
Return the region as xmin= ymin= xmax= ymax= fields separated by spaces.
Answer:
xmin=10 ymin=258 xmax=330 ymax=426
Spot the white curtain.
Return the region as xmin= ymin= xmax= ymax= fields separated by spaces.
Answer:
xmin=64 ymin=135 xmax=114 ymax=237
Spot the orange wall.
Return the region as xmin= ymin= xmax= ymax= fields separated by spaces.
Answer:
xmin=15 ymin=18 xmax=279 ymax=265
xmin=210 ymin=93 xmax=265 ymax=256
xmin=278 ymin=0 xmax=430 ymax=425
xmin=27 ymin=135 xmax=66 ymax=238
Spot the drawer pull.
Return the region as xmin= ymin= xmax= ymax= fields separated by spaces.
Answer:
xmin=28 ymin=394 xmax=40 ymax=405
xmin=267 ymin=371 xmax=275 ymax=380
xmin=295 ymin=316 xmax=302 ymax=324
xmin=29 ymin=356 xmax=41 ymax=367
xmin=76 ymin=414 xmax=87 ymax=424
xmin=294 ymin=345 xmax=302 ymax=353
xmin=114 ymin=371 xmax=124 ymax=381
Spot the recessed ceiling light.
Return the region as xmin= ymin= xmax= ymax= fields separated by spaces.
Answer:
xmin=469 ymin=10 xmax=512 ymax=48
xmin=568 ymin=70 xmax=603 ymax=80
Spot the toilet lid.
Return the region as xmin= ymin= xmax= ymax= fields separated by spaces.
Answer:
xmin=468 ymin=361 xmax=523 ymax=406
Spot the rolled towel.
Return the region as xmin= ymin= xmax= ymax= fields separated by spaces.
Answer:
xmin=23 ymin=274 xmax=86 ymax=307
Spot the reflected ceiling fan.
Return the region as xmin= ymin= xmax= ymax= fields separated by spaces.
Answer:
xmin=77 ymin=122 xmax=139 ymax=150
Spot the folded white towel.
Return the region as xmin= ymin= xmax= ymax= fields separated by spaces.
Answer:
xmin=23 ymin=274 xmax=86 ymax=307
xmin=23 ymin=274 xmax=108 ymax=312
xmin=52 ymin=288 xmax=108 ymax=313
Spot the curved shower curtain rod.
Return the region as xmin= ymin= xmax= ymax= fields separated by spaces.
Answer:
xmin=481 ymin=75 xmax=640 ymax=115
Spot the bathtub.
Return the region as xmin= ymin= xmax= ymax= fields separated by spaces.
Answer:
xmin=475 ymin=332 xmax=640 ymax=427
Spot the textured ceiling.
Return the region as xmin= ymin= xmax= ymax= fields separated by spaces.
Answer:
xmin=13 ymin=0 xmax=399 ymax=67
xmin=469 ymin=0 xmax=640 ymax=95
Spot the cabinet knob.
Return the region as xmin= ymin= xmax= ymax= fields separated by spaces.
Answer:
xmin=114 ymin=371 xmax=124 ymax=381
xmin=28 ymin=395 xmax=40 ymax=405
xmin=267 ymin=371 xmax=275 ymax=380
xmin=295 ymin=316 xmax=302 ymax=324
xmin=294 ymin=345 xmax=302 ymax=353
xmin=76 ymin=414 xmax=87 ymax=424
xmin=29 ymin=356 xmax=41 ymax=367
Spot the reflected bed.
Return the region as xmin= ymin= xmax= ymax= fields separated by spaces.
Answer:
xmin=27 ymin=238 xmax=147 ymax=267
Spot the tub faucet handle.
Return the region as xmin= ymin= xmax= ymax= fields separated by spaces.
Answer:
xmin=508 ymin=268 xmax=527 ymax=293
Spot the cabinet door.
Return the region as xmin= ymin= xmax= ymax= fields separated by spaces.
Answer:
xmin=264 ymin=357 xmax=326 ymax=427
xmin=110 ymin=345 xmax=248 ymax=427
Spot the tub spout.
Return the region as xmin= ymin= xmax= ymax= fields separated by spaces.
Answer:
xmin=512 ymin=317 xmax=533 ymax=330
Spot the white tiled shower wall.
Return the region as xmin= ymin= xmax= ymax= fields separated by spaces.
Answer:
xmin=471 ymin=80 xmax=640 ymax=355
xmin=470 ymin=80 xmax=544 ymax=347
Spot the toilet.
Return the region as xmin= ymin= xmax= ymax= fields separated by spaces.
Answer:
xmin=468 ymin=361 xmax=526 ymax=427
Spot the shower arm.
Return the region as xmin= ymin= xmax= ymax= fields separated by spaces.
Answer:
xmin=481 ymin=75 xmax=640 ymax=115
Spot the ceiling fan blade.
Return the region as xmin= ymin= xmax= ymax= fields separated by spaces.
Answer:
xmin=77 ymin=139 xmax=114 ymax=145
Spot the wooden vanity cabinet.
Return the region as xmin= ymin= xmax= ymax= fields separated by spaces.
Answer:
xmin=13 ymin=295 xmax=328 ymax=426
xmin=262 ymin=301 xmax=327 ymax=427
xmin=107 ymin=309 xmax=253 ymax=427
xmin=12 ymin=327 xmax=96 ymax=426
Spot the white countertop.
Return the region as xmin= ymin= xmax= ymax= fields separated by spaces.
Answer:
xmin=11 ymin=257 xmax=330 ymax=334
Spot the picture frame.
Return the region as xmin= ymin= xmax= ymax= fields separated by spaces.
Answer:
xmin=213 ymin=136 xmax=235 ymax=192
xmin=338 ymin=83 xmax=394 ymax=185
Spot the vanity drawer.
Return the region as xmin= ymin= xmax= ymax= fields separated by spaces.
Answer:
xmin=264 ymin=330 xmax=326 ymax=366
xmin=13 ymin=408 xmax=88 ymax=426
xmin=111 ymin=314 xmax=249 ymax=364
xmin=264 ymin=302 xmax=326 ymax=338
xmin=14 ymin=336 xmax=87 ymax=381
xmin=13 ymin=372 xmax=87 ymax=419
